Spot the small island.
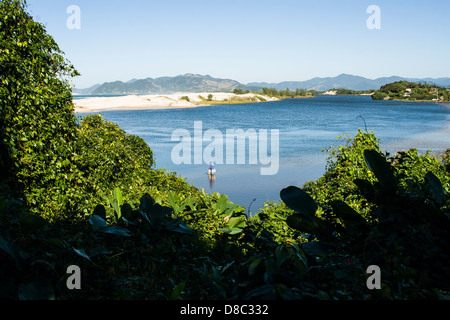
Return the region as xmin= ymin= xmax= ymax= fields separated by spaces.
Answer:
xmin=371 ymin=81 xmax=450 ymax=102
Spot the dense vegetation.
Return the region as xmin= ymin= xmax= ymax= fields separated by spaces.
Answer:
xmin=326 ymin=88 xmax=375 ymax=95
xmin=261 ymin=87 xmax=316 ymax=98
xmin=371 ymin=81 xmax=450 ymax=102
xmin=1 ymin=1 xmax=449 ymax=301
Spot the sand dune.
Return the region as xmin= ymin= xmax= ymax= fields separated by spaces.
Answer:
xmin=73 ymin=92 xmax=278 ymax=113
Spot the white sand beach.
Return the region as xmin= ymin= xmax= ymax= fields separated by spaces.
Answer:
xmin=73 ymin=92 xmax=279 ymax=113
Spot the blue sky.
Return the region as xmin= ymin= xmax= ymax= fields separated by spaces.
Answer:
xmin=26 ymin=0 xmax=450 ymax=89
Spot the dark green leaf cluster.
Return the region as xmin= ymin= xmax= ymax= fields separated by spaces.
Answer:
xmin=0 ymin=0 xmax=85 ymax=219
xmin=329 ymin=88 xmax=375 ymax=95
xmin=280 ymin=137 xmax=450 ymax=299
xmin=371 ymin=80 xmax=450 ymax=101
xmin=0 ymin=0 xmax=191 ymax=219
xmin=233 ymin=88 xmax=250 ymax=95
xmin=261 ymin=87 xmax=312 ymax=98
xmin=76 ymin=115 xmax=155 ymax=204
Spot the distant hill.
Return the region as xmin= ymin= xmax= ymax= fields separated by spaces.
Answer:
xmin=72 ymin=83 xmax=101 ymax=95
xmin=84 ymin=74 xmax=255 ymax=95
xmin=249 ymin=74 xmax=450 ymax=91
xmin=74 ymin=73 xmax=450 ymax=95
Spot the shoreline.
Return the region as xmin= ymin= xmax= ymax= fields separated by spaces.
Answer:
xmin=73 ymin=92 xmax=279 ymax=113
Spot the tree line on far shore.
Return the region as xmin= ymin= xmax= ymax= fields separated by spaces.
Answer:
xmin=371 ymin=81 xmax=450 ymax=102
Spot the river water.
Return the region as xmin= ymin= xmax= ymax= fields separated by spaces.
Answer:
xmin=78 ymin=95 xmax=450 ymax=212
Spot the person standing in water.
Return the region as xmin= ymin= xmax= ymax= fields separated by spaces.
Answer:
xmin=208 ymin=162 xmax=216 ymax=176
xmin=208 ymin=162 xmax=216 ymax=187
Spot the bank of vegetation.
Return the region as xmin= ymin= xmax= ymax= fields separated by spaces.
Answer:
xmin=325 ymin=88 xmax=375 ymax=95
xmin=371 ymin=81 xmax=450 ymax=102
xmin=197 ymin=93 xmax=271 ymax=105
xmin=261 ymin=87 xmax=317 ymax=99
xmin=1 ymin=0 xmax=449 ymax=300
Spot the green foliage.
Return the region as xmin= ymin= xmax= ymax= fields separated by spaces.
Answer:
xmin=0 ymin=0 xmax=86 ymax=219
xmin=233 ymin=88 xmax=250 ymax=95
xmin=302 ymin=130 xmax=382 ymax=220
xmin=329 ymin=88 xmax=375 ymax=95
xmin=76 ymin=114 xmax=155 ymax=207
xmin=280 ymin=186 xmax=332 ymax=238
xmin=371 ymin=91 xmax=388 ymax=100
xmin=363 ymin=149 xmax=397 ymax=192
xmin=261 ymin=87 xmax=312 ymax=98
xmin=89 ymin=213 xmax=132 ymax=237
xmin=372 ymin=80 xmax=449 ymax=101
xmin=281 ymin=144 xmax=450 ymax=299
xmin=252 ymin=201 xmax=298 ymax=244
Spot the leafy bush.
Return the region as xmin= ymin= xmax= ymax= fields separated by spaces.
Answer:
xmin=372 ymin=80 xmax=449 ymax=101
xmin=76 ymin=115 xmax=154 ymax=205
xmin=302 ymin=130 xmax=381 ymax=220
xmin=280 ymin=144 xmax=450 ymax=299
xmin=371 ymin=91 xmax=388 ymax=100
xmin=0 ymin=0 xmax=86 ymax=219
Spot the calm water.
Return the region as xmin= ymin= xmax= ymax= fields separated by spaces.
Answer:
xmin=78 ymin=96 xmax=450 ymax=212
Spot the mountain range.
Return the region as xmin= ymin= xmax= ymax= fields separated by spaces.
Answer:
xmin=74 ymin=73 xmax=450 ymax=95
xmin=249 ymin=74 xmax=450 ymax=92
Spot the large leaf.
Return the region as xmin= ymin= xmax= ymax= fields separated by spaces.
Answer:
xmin=353 ymin=179 xmax=377 ymax=203
xmin=302 ymin=241 xmax=328 ymax=257
xmin=0 ymin=234 xmax=20 ymax=264
xmin=139 ymin=193 xmax=155 ymax=214
xmin=165 ymin=218 xmax=195 ymax=235
xmin=425 ymin=171 xmax=446 ymax=205
xmin=149 ymin=203 xmax=173 ymax=224
xmin=121 ymin=203 xmax=133 ymax=222
xmin=224 ymin=204 xmax=245 ymax=217
xmin=19 ymin=213 xmax=47 ymax=233
xmin=280 ymin=186 xmax=318 ymax=217
xmin=168 ymin=193 xmax=184 ymax=214
xmin=219 ymin=215 xmax=248 ymax=235
xmin=171 ymin=280 xmax=187 ymax=300
xmin=89 ymin=214 xmax=108 ymax=230
xmin=73 ymin=248 xmax=94 ymax=263
xmin=93 ymin=204 xmax=107 ymax=220
xmin=248 ymin=257 xmax=263 ymax=276
xmin=100 ymin=226 xmax=132 ymax=237
xmin=286 ymin=213 xmax=331 ymax=237
xmin=168 ymin=223 xmax=195 ymax=235
xmin=243 ymin=284 xmax=276 ymax=300
xmin=18 ymin=281 xmax=55 ymax=300
xmin=227 ymin=216 xmax=247 ymax=229
xmin=219 ymin=226 xmax=244 ymax=235
xmin=330 ymin=200 xmax=366 ymax=229
xmin=89 ymin=214 xmax=132 ymax=237
xmin=112 ymin=188 xmax=123 ymax=219
xmin=216 ymin=194 xmax=231 ymax=214
xmin=363 ymin=150 xmax=397 ymax=191
xmin=139 ymin=193 xmax=172 ymax=224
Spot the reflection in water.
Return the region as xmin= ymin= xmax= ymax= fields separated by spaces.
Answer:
xmin=208 ymin=162 xmax=216 ymax=188
xmin=208 ymin=171 xmax=216 ymax=188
